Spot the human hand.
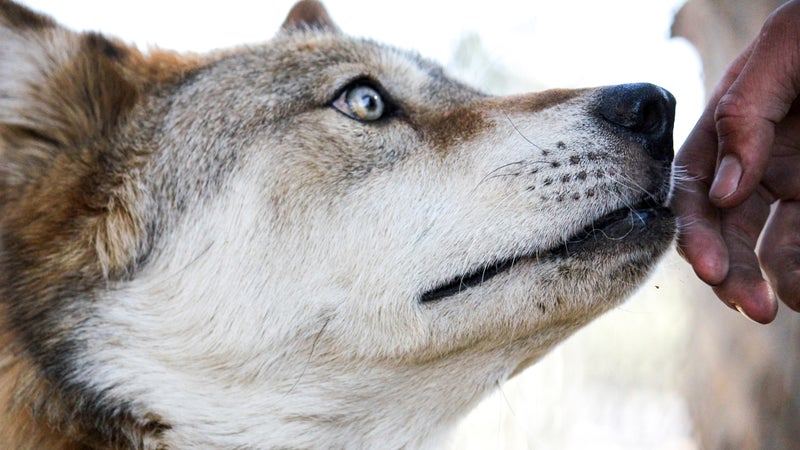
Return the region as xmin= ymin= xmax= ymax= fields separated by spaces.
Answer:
xmin=671 ymin=0 xmax=800 ymax=323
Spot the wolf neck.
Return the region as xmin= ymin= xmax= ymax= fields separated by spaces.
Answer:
xmin=82 ymin=271 xmax=492 ymax=449
xmin=78 ymin=321 xmax=481 ymax=448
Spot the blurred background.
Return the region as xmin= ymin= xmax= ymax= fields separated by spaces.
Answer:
xmin=19 ymin=0 xmax=799 ymax=448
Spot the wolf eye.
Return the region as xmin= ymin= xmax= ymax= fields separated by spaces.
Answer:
xmin=334 ymin=85 xmax=386 ymax=121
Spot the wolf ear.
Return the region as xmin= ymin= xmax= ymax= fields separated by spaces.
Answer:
xmin=0 ymin=2 xmax=201 ymax=278
xmin=0 ymin=1 xmax=198 ymax=184
xmin=0 ymin=0 xmax=56 ymax=29
xmin=0 ymin=2 xmax=142 ymax=176
xmin=281 ymin=0 xmax=339 ymax=32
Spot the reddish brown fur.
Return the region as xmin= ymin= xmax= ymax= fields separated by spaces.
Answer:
xmin=0 ymin=306 xmax=81 ymax=450
xmin=485 ymin=88 xmax=589 ymax=115
xmin=420 ymin=89 xmax=587 ymax=153
xmin=420 ymin=105 xmax=490 ymax=153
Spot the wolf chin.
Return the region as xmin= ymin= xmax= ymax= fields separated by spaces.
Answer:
xmin=0 ymin=0 xmax=676 ymax=448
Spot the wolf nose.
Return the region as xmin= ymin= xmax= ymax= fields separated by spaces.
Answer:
xmin=594 ymin=83 xmax=676 ymax=162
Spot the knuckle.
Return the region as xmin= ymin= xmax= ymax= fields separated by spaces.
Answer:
xmin=714 ymin=93 xmax=748 ymax=122
xmin=762 ymin=2 xmax=799 ymax=36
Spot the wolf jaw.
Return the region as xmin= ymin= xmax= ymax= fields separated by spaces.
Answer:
xmin=0 ymin=0 xmax=675 ymax=448
xmin=420 ymin=198 xmax=671 ymax=303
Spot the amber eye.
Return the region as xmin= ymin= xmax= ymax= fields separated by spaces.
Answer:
xmin=334 ymin=85 xmax=385 ymax=121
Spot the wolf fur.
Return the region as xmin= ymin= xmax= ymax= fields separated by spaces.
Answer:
xmin=0 ymin=1 xmax=676 ymax=448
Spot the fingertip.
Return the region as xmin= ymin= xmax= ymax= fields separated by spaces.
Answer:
xmin=758 ymin=201 xmax=800 ymax=314
xmin=717 ymin=281 xmax=778 ymax=324
xmin=784 ymin=300 xmax=800 ymax=314
xmin=774 ymin=276 xmax=800 ymax=314
xmin=734 ymin=301 xmax=778 ymax=324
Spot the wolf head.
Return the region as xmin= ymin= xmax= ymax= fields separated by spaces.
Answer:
xmin=0 ymin=1 xmax=675 ymax=448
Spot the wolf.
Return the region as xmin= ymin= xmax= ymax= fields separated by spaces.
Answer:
xmin=0 ymin=0 xmax=676 ymax=448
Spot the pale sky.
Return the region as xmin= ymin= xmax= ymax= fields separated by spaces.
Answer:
xmin=19 ymin=0 xmax=704 ymax=145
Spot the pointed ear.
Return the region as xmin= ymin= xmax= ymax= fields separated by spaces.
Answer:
xmin=0 ymin=2 xmax=203 ymax=280
xmin=281 ymin=0 xmax=339 ymax=32
xmin=0 ymin=1 xmax=198 ymax=184
xmin=0 ymin=0 xmax=57 ymax=29
xmin=0 ymin=3 xmax=139 ymax=161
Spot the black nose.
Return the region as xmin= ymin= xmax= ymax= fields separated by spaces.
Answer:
xmin=593 ymin=83 xmax=676 ymax=162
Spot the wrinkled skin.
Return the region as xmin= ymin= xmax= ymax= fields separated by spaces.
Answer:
xmin=672 ymin=0 xmax=800 ymax=323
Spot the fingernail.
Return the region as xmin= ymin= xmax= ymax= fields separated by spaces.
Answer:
xmin=733 ymin=303 xmax=759 ymax=324
xmin=709 ymin=155 xmax=742 ymax=201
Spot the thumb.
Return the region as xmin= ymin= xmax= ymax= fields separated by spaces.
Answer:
xmin=709 ymin=0 xmax=800 ymax=207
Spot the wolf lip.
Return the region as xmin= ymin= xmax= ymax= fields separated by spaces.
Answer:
xmin=566 ymin=197 xmax=666 ymax=244
xmin=419 ymin=198 xmax=670 ymax=303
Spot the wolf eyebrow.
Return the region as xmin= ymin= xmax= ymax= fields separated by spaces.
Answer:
xmin=328 ymin=76 xmax=387 ymax=103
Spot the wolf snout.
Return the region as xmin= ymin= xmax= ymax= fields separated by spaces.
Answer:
xmin=593 ymin=83 xmax=676 ymax=162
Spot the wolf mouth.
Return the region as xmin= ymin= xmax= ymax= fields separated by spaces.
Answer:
xmin=419 ymin=197 xmax=670 ymax=303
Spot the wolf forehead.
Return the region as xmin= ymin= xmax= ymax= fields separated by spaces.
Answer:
xmin=198 ymin=35 xmax=468 ymax=108
xmin=175 ymin=31 xmax=587 ymax=185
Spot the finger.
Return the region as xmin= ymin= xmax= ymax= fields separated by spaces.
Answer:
xmin=670 ymin=41 xmax=757 ymax=284
xmin=671 ymin=178 xmax=728 ymax=285
xmin=671 ymin=107 xmax=727 ymax=283
xmin=711 ymin=190 xmax=777 ymax=323
xmin=759 ymin=200 xmax=800 ymax=312
xmin=710 ymin=1 xmax=800 ymax=207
